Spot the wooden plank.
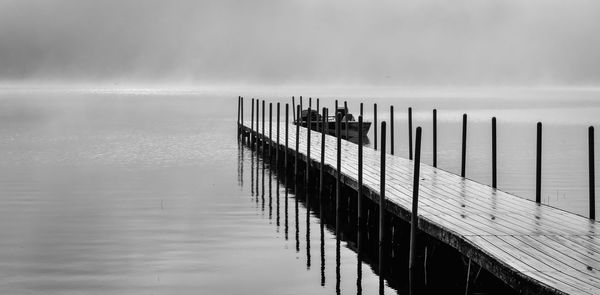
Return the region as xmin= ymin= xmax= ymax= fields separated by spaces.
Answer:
xmin=477 ymin=236 xmax=595 ymax=295
xmin=243 ymin=122 xmax=600 ymax=295
xmin=495 ymin=235 xmax=600 ymax=291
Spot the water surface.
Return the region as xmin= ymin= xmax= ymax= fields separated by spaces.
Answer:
xmin=0 ymin=88 xmax=598 ymax=294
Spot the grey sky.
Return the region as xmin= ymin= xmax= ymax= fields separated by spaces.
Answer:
xmin=1 ymin=0 xmax=599 ymax=86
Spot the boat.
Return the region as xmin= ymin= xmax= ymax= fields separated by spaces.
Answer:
xmin=294 ymin=107 xmax=371 ymax=142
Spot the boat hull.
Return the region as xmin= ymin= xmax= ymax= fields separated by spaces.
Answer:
xmin=297 ymin=121 xmax=371 ymax=143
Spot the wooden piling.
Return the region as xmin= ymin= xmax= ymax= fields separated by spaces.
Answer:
xmin=492 ymin=117 xmax=497 ymax=189
xmin=374 ymin=103 xmax=378 ymax=150
xmin=296 ymin=105 xmax=300 ymax=178
xmin=536 ymin=122 xmax=542 ymax=204
xmin=309 ymin=97 xmax=312 ymax=109
xmin=320 ymin=108 xmax=327 ymax=201
xmin=292 ymin=96 xmax=296 ymax=122
xmin=269 ymin=102 xmax=273 ymax=160
xmin=360 ymin=102 xmax=363 ymax=117
xmin=285 ymin=104 xmax=289 ymax=171
xmin=241 ymin=96 xmax=243 ymax=135
xmin=251 ymin=98 xmax=255 ymax=147
xmin=433 ymin=109 xmax=437 ymax=168
xmin=307 ymin=107 xmax=312 ymax=188
xmin=461 ymin=114 xmax=467 ymax=178
xmin=379 ymin=121 xmax=387 ymax=284
xmin=336 ymin=112 xmax=342 ymax=235
xmin=237 ymin=96 xmax=241 ymax=137
xmin=344 ymin=101 xmax=349 ymax=139
xmin=300 ymin=96 xmax=303 ymax=114
xmin=262 ymin=100 xmax=266 ymax=156
xmin=256 ymin=100 xmax=260 ymax=149
xmin=391 ymin=105 xmax=395 ymax=155
xmin=277 ymin=103 xmax=280 ymax=166
xmin=409 ymin=107 xmax=413 ymax=160
xmin=590 ymin=126 xmax=595 ymax=220
xmin=409 ymin=127 xmax=423 ymax=270
xmin=316 ymin=99 xmax=320 ymax=132
xmin=358 ymin=115 xmax=364 ymax=241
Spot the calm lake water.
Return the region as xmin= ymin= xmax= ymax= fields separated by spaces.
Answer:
xmin=0 ymin=87 xmax=598 ymax=294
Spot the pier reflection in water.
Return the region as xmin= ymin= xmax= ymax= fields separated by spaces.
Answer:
xmin=240 ymin=141 xmax=398 ymax=294
xmin=238 ymin=135 xmax=517 ymax=295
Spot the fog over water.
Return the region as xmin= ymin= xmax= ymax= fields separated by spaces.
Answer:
xmin=1 ymin=0 xmax=600 ymax=87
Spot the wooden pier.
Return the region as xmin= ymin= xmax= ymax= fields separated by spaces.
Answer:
xmin=236 ymin=99 xmax=599 ymax=295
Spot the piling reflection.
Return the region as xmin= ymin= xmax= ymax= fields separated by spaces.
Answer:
xmin=306 ymin=186 xmax=311 ymax=269
xmin=255 ymin=143 xmax=259 ymax=205
xmin=250 ymin=146 xmax=254 ymax=198
xmin=237 ymin=138 xmax=517 ymax=295
xmin=276 ymin=176 xmax=280 ymax=228
xmin=261 ymin=156 xmax=265 ymax=213
xmin=269 ymin=168 xmax=272 ymax=220
xmin=285 ymin=168 xmax=289 ymax=240
xmin=295 ymin=184 xmax=300 ymax=253
xmin=320 ymin=201 xmax=326 ymax=287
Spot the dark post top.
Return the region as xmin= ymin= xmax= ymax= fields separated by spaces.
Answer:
xmin=374 ymin=103 xmax=378 ymax=151
xmin=390 ymin=105 xmax=394 ymax=155
xmin=409 ymin=107 xmax=413 ymax=160
xmin=433 ymin=109 xmax=437 ymax=168
xmin=492 ymin=117 xmax=497 ymax=189
xmin=536 ymin=122 xmax=542 ymax=203
xmin=292 ymin=96 xmax=296 ymax=121
xmin=461 ymin=113 xmax=467 ymax=178
xmin=590 ymin=126 xmax=595 ymax=220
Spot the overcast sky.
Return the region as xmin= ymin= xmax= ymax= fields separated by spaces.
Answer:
xmin=1 ymin=0 xmax=599 ymax=87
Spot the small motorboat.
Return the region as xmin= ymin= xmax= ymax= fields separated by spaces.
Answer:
xmin=294 ymin=107 xmax=371 ymax=141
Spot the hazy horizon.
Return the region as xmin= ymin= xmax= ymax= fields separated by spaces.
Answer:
xmin=1 ymin=0 xmax=600 ymax=87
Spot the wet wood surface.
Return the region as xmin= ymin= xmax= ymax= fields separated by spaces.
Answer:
xmin=241 ymin=122 xmax=599 ymax=295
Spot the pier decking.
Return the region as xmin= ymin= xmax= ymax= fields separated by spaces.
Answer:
xmin=240 ymin=119 xmax=599 ymax=295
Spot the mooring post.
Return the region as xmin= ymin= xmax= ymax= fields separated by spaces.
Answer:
xmin=262 ymin=100 xmax=266 ymax=156
xmin=277 ymin=102 xmax=280 ymax=167
xmin=335 ymin=100 xmax=338 ymax=113
xmin=378 ymin=121 xmax=387 ymax=289
xmin=344 ymin=101 xmax=349 ymax=139
xmin=461 ymin=113 xmax=467 ymax=178
xmin=316 ymin=98 xmax=320 ymax=132
xmin=492 ymin=117 xmax=497 ymax=189
xmin=360 ymin=102 xmax=363 ymax=117
xmin=307 ymin=107 xmax=312 ymax=188
xmin=336 ymin=112 xmax=342 ymax=235
xmin=433 ymin=109 xmax=437 ymax=168
xmin=237 ymin=96 xmax=241 ymax=137
xmin=285 ymin=104 xmax=289 ymax=171
xmin=536 ymin=122 xmax=542 ymax=203
xmin=300 ymin=96 xmax=303 ymax=114
xmin=269 ymin=102 xmax=273 ymax=160
xmin=241 ymin=97 xmax=243 ymax=137
xmin=590 ymin=126 xmax=596 ymax=220
xmin=309 ymin=97 xmax=312 ymax=109
xmin=296 ymin=105 xmax=300 ymax=179
xmin=251 ymin=98 xmax=255 ymax=147
xmin=320 ymin=108 xmax=327 ymax=201
xmin=390 ymin=105 xmax=395 ymax=155
xmin=256 ymin=100 xmax=260 ymax=150
xmin=409 ymin=107 xmax=413 ymax=160
xmin=374 ymin=103 xmax=378 ymax=150
xmin=292 ymin=96 xmax=296 ymax=122
xmin=409 ymin=127 xmax=423 ymax=270
xmin=358 ymin=115 xmax=364 ymax=241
